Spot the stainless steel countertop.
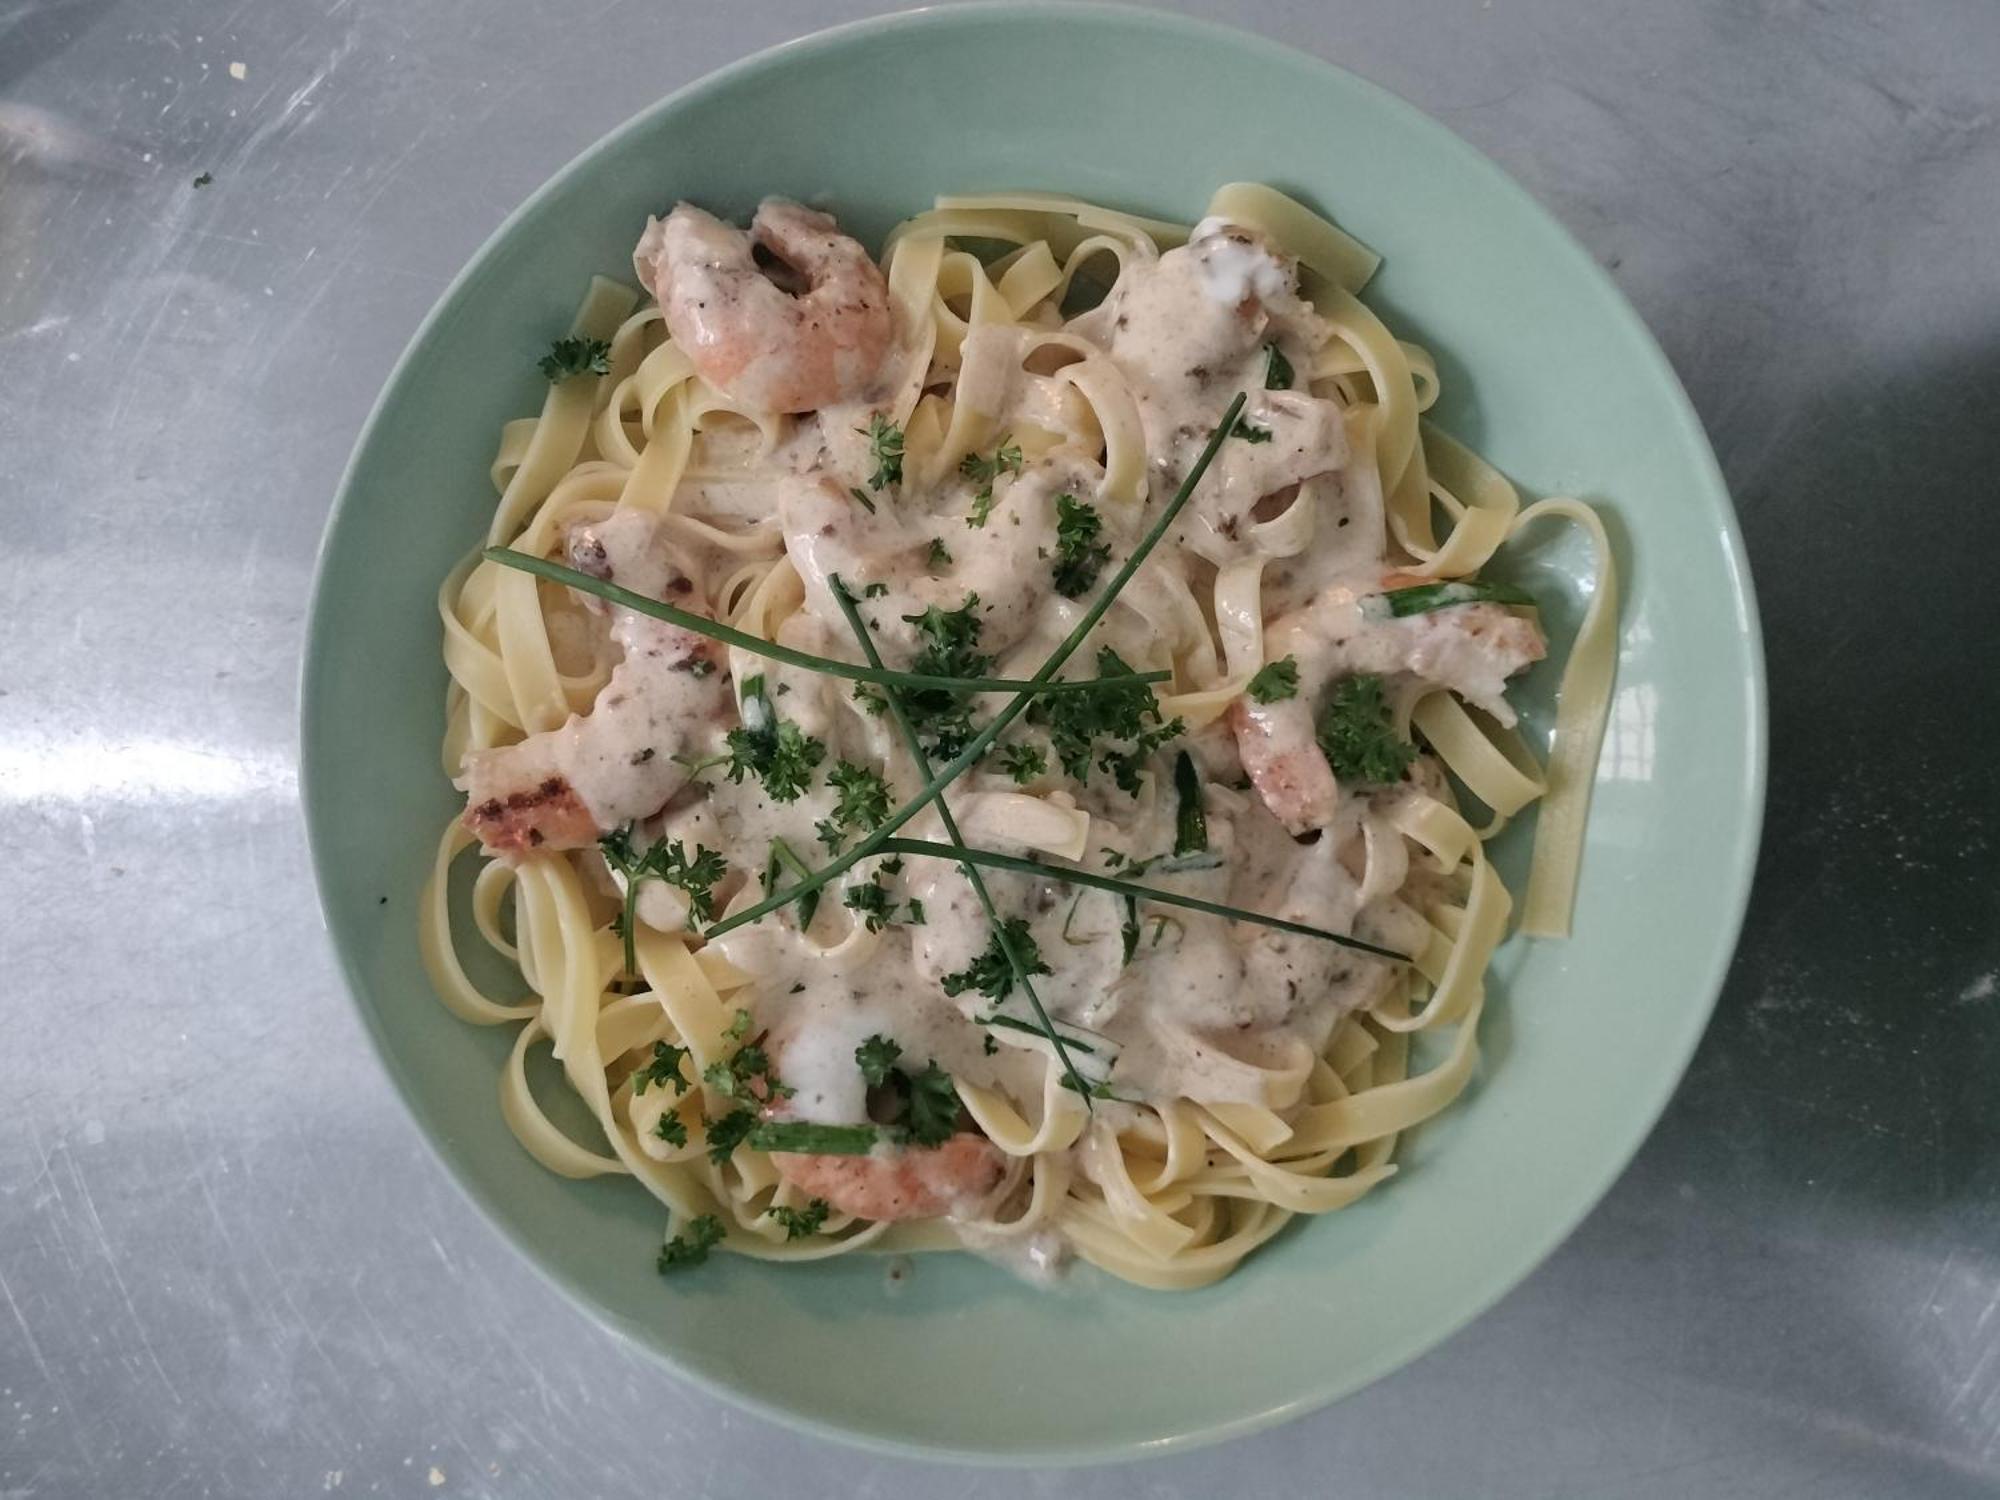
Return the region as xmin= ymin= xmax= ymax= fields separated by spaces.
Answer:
xmin=4 ymin=1 xmax=1998 ymax=1494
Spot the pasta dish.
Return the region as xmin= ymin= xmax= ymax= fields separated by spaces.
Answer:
xmin=420 ymin=185 xmax=1615 ymax=1289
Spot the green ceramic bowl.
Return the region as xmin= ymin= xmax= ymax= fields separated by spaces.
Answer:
xmin=303 ymin=2 xmax=1763 ymax=1463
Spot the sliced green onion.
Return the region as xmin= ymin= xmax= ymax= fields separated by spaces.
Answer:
xmin=873 ymin=838 xmax=1409 ymax=962
xmin=1381 ymin=580 xmax=1536 ymax=618
xmin=746 ymin=1121 xmax=877 ymax=1155
xmin=974 ymin=1012 xmax=1100 ymax=1054
xmin=1172 ymin=750 xmax=1206 ymax=857
xmin=482 ymin=548 xmax=1165 ymax=697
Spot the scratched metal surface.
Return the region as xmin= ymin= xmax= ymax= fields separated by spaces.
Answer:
xmin=3 ymin=0 xmax=1998 ymax=1494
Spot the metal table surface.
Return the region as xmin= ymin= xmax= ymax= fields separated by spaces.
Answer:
xmin=4 ymin=0 xmax=1997 ymax=1495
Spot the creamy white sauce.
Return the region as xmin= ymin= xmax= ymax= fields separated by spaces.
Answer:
xmin=539 ymin=221 xmax=1532 ymax=1144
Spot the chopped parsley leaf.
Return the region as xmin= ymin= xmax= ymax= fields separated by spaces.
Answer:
xmin=656 ymin=1214 xmax=724 ymax=1271
xmin=814 ymin=759 xmax=891 ymax=854
xmin=959 ymin=437 xmax=1023 ymax=527
xmin=927 ymin=537 xmax=953 ymax=570
xmin=940 ymin=917 xmax=1051 ymax=1004
xmin=856 ymin=1034 xmax=903 ymax=1087
xmin=905 ymin=898 xmax=926 ymax=925
xmin=1316 ymin=673 xmax=1416 ymax=785
xmin=538 ymin=336 xmax=611 ymax=383
xmin=599 ymin=827 xmax=728 ymax=969
xmin=1231 ymin=416 xmax=1273 ymax=444
xmin=901 ymin=1062 xmax=962 ymax=1148
xmin=653 ymin=1111 xmax=688 ymax=1148
xmin=704 ymin=1107 xmax=758 ymax=1165
xmin=842 ymin=878 xmax=896 ymax=933
xmin=1051 ymin=493 xmax=1111 ymax=599
xmin=1246 ymin=655 xmax=1299 ymax=703
xmin=703 ymin=1041 xmax=792 ymax=1102
xmin=998 ymin=742 xmax=1047 ymax=785
xmin=854 ymin=1034 xmax=963 ymax=1148
xmin=864 ymin=413 xmax=904 ymax=490
xmin=724 ymin=674 xmax=825 ymax=802
xmin=820 ymin=761 xmax=891 ymax=851
xmin=769 ymin=1199 xmax=830 ymax=1240
xmin=631 ymin=1040 xmax=693 ymax=1097
xmin=898 ymin=597 xmax=992 ymax=756
xmin=1036 ymin=647 xmax=1183 ymax=791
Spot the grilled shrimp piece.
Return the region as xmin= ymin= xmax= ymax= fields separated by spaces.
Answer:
xmin=633 ymin=198 xmax=896 ymax=414
xmin=1231 ymin=576 xmax=1546 ymax=834
xmin=458 ymin=511 xmax=731 ymax=857
xmin=771 ymin=1133 xmax=1006 ymax=1223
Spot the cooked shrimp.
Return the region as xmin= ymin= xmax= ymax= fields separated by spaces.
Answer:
xmin=458 ymin=511 xmax=731 ymax=857
xmin=633 ymin=197 xmax=896 ymax=414
xmin=771 ymin=1133 xmax=1006 ymax=1223
xmin=1232 ymin=575 xmax=1546 ymax=833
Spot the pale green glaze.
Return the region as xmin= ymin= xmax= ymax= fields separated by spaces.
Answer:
xmin=301 ymin=3 xmax=1764 ymax=1463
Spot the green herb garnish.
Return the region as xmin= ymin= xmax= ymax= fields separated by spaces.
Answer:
xmin=653 ymin=1112 xmax=688 ymax=1148
xmin=842 ymin=878 xmax=896 ymax=932
xmin=764 ymin=838 xmax=820 ymax=928
xmin=486 ymin=550 xmax=1158 ymax=700
xmin=1051 ymin=493 xmax=1111 ymax=599
xmin=1172 ymin=751 xmax=1206 ymax=857
xmin=899 ymin=597 xmax=993 ymax=757
xmin=1316 ymin=674 xmax=1415 ymax=785
xmin=1040 ymin=647 xmax=1183 ymax=792
xmin=599 ymin=827 xmax=728 ymax=971
xmin=960 ymin=437 xmax=1023 ymax=527
xmin=927 ymin=537 xmax=953 ymax=570
xmin=703 ymin=1041 xmax=791 ymax=1102
xmin=1380 ymin=580 xmax=1536 ymax=617
xmin=768 ymin=1198 xmax=832 ymax=1239
xmin=1264 ymin=343 xmax=1294 ymax=390
xmin=941 ymin=917 xmax=1052 ymax=1003
xmin=724 ymin=674 xmax=825 ymax=802
xmin=1246 ymin=655 xmax=1299 ymax=703
xmin=899 ymin=1062 xmax=962 ymax=1148
xmin=856 ymin=1033 xmax=902 ymax=1087
xmin=998 ymin=743 xmax=1047 ymax=785
xmin=749 ymin=1121 xmax=878 ymax=1155
xmin=1231 ymin=416 xmax=1273 ymax=444
xmin=851 ymin=1036 xmax=962 ymax=1148
xmin=864 ymin=413 xmax=904 ymax=491
xmin=656 ymin=1214 xmax=724 ymax=1271
xmin=848 ymin=485 xmax=877 ymax=514
xmin=815 ymin=761 xmax=892 ymax=853
xmin=872 ymin=838 xmax=1409 ymax=960
xmin=704 ymin=1107 xmax=758 ymax=1165
xmin=539 ymin=336 xmax=611 ymax=383
xmin=632 ymin=1040 xmax=693 ymax=1097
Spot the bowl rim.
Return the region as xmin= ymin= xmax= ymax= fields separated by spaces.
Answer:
xmin=300 ymin=0 xmax=1767 ymax=1464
